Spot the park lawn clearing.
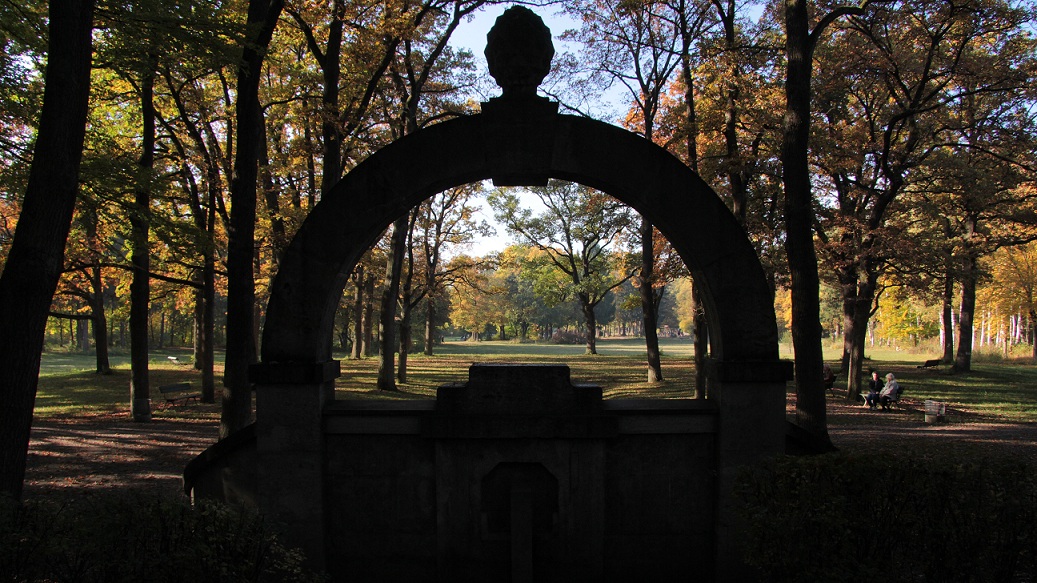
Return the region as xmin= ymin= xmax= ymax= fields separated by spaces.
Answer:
xmin=24 ymin=341 xmax=1037 ymax=498
xmin=334 ymin=338 xmax=699 ymax=400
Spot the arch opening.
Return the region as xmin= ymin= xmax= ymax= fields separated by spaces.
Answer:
xmin=261 ymin=105 xmax=778 ymax=372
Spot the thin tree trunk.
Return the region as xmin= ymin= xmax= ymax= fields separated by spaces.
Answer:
xmin=942 ymin=267 xmax=955 ymax=363
xmin=351 ymin=266 xmax=364 ymax=359
xmin=1029 ymin=309 xmax=1037 ymax=362
xmin=581 ymin=295 xmax=598 ymax=355
xmin=89 ymin=263 xmax=111 ymax=374
xmin=363 ymin=274 xmax=375 ymax=357
xmin=130 ymin=58 xmax=156 ymax=423
xmin=84 ymin=208 xmax=110 ymax=374
xmin=199 ymin=239 xmax=216 ymax=402
xmin=956 ymin=248 xmax=979 ymax=372
xmin=640 ymin=218 xmax=663 ymax=382
xmin=377 ymin=217 xmax=407 ymax=391
xmin=692 ymin=282 xmax=708 ymax=399
xmin=0 ymin=0 xmax=95 ymax=499
xmin=424 ymin=296 xmax=436 ymax=356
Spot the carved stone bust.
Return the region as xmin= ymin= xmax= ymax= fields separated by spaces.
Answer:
xmin=484 ymin=6 xmax=554 ymax=99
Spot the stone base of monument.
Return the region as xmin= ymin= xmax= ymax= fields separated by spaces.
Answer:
xmin=321 ymin=364 xmax=716 ymax=582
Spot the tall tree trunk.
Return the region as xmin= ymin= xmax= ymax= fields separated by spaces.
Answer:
xmin=377 ymin=217 xmax=407 ymax=391
xmin=398 ymin=304 xmax=412 ymax=384
xmin=843 ymin=289 xmax=872 ymax=401
xmin=424 ymin=295 xmax=436 ymax=356
xmin=223 ymin=0 xmax=285 ymax=439
xmin=363 ymin=274 xmax=375 ymax=357
xmin=84 ymin=208 xmax=110 ymax=374
xmin=941 ymin=265 xmax=956 ymax=364
xmin=1029 ymin=308 xmax=1037 ymax=363
xmin=692 ymin=283 xmax=708 ymax=399
xmin=0 ymin=0 xmax=95 ymax=499
xmin=782 ymin=0 xmax=830 ymax=443
xmin=398 ymin=221 xmax=417 ymax=383
xmin=89 ymin=263 xmax=110 ymax=374
xmin=839 ymin=265 xmax=876 ymax=401
xmin=199 ymin=239 xmax=217 ymax=402
xmin=640 ymin=218 xmax=663 ymax=382
xmin=130 ymin=59 xmax=156 ymax=423
xmin=351 ymin=266 xmax=364 ymax=359
xmin=721 ymin=18 xmax=747 ymax=223
xmin=320 ymin=1 xmax=343 ymax=195
xmin=956 ymin=244 xmax=979 ymax=372
xmin=581 ymin=295 xmax=598 ymax=355
xmin=679 ymin=43 xmax=708 ymax=397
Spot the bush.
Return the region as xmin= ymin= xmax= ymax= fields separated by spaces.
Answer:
xmin=0 ymin=492 xmax=326 ymax=583
xmin=736 ymin=454 xmax=1037 ymax=583
xmin=549 ymin=329 xmax=585 ymax=345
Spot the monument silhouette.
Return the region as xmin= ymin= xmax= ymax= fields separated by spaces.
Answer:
xmin=186 ymin=7 xmax=788 ymax=581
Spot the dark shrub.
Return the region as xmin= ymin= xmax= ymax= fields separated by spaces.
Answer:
xmin=549 ymin=329 xmax=585 ymax=345
xmin=0 ymin=492 xmax=325 ymax=582
xmin=736 ymin=454 xmax=1037 ymax=583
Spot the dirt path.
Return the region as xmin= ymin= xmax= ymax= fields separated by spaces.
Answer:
xmin=819 ymin=396 xmax=1037 ymax=465
xmin=24 ymin=412 xmax=219 ymax=499
xmin=22 ymin=396 xmax=1037 ymax=501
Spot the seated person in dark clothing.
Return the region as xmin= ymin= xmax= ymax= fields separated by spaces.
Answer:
xmin=823 ymin=363 xmax=836 ymax=393
xmin=864 ymin=370 xmax=882 ymax=409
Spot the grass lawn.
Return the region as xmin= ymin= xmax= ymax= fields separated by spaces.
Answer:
xmin=32 ymin=338 xmax=1037 ymax=425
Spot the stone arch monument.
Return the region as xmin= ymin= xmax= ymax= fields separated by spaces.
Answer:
xmin=186 ymin=7 xmax=788 ymax=581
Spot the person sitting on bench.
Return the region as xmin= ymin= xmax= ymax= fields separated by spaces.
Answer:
xmin=823 ymin=363 xmax=836 ymax=394
xmin=879 ymin=373 xmax=901 ymax=411
xmin=864 ymin=371 xmax=882 ymax=409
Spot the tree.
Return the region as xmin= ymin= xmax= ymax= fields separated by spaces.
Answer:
xmin=782 ymin=0 xmax=881 ymax=443
xmin=489 ymin=181 xmax=635 ymax=354
xmin=410 ymin=185 xmax=488 ymax=360
xmin=567 ymin=0 xmax=708 ymax=381
xmin=223 ymin=0 xmax=285 ymax=438
xmin=372 ymin=0 xmax=483 ymax=391
xmin=987 ymin=240 xmax=1037 ymax=361
xmin=812 ymin=0 xmax=1037 ymax=397
xmin=0 ymin=0 xmax=96 ymax=499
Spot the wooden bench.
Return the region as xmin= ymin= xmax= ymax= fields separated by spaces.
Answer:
xmin=917 ymin=358 xmax=942 ymax=369
xmin=159 ymin=382 xmax=199 ymax=405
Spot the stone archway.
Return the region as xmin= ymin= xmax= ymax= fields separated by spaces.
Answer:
xmin=235 ymin=8 xmax=788 ymax=580
xmin=261 ymin=98 xmax=777 ymax=366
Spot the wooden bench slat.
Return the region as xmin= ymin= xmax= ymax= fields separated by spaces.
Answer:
xmin=159 ymin=382 xmax=200 ymax=404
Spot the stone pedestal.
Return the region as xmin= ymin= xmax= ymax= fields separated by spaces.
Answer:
xmin=251 ymin=360 xmax=339 ymax=572
xmin=431 ymin=364 xmax=610 ymax=582
xmin=708 ymin=359 xmax=791 ymax=581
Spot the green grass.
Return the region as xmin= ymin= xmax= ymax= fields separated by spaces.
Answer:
xmin=35 ymin=347 xmax=218 ymax=420
xmin=32 ymin=339 xmax=1037 ymax=425
xmin=335 ymin=337 xmax=699 ymax=400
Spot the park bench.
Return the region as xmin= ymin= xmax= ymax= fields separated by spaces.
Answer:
xmin=159 ymin=382 xmax=199 ymax=405
xmin=917 ymin=358 xmax=942 ymax=369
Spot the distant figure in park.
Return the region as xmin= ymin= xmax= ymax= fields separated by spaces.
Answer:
xmin=879 ymin=373 xmax=901 ymax=411
xmin=823 ymin=363 xmax=836 ymax=394
xmin=864 ymin=370 xmax=883 ymax=409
